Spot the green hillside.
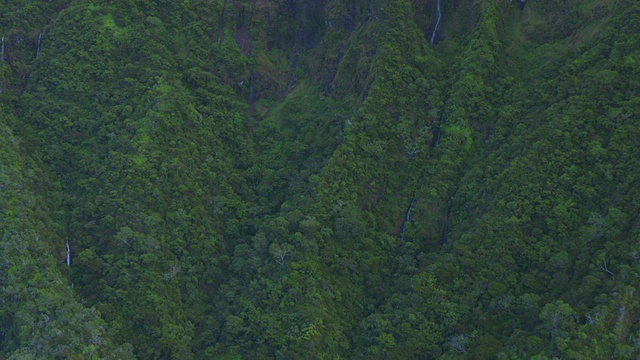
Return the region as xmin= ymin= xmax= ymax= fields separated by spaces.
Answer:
xmin=1 ymin=0 xmax=639 ymax=358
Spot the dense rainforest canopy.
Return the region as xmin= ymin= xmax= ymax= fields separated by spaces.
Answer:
xmin=1 ymin=0 xmax=639 ymax=358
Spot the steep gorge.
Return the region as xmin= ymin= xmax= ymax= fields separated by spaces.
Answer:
xmin=1 ymin=0 xmax=639 ymax=358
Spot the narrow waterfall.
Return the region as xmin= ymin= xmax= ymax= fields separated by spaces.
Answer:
xmin=36 ymin=32 xmax=42 ymax=57
xmin=430 ymin=0 xmax=442 ymax=46
xmin=1 ymin=36 xmax=5 ymax=62
xmin=66 ymin=241 xmax=71 ymax=266
xmin=399 ymin=195 xmax=417 ymax=242
xmin=399 ymin=176 xmax=425 ymax=243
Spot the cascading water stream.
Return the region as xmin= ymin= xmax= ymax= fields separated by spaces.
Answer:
xmin=1 ymin=36 xmax=5 ymax=62
xmin=66 ymin=241 xmax=71 ymax=266
xmin=430 ymin=0 xmax=442 ymax=45
xmin=36 ymin=32 xmax=43 ymax=57
xmin=398 ymin=176 xmax=425 ymax=243
xmin=399 ymin=195 xmax=416 ymax=243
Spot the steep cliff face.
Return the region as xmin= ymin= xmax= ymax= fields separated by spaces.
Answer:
xmin=1 ymin=0 xmax=639 ymax=358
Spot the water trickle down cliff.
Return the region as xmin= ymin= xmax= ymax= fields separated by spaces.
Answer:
xmin=36 ymin=32 xmax=43 ymax=57
xmin=430 ymin=0 xmax=442 ymax=45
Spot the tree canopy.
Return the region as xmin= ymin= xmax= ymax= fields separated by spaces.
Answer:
xmin=1 ymin=0 xmax=639 ymax=358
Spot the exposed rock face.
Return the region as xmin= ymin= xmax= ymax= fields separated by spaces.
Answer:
xmin=235 ymin=25 xmax=252 ymax=57
xmin=519 ymin=0 xmax=527 ymax=10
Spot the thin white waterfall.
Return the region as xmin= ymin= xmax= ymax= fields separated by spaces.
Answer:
xmin=66 ymin=241 xmax=71 ymax=266
xmin=430 ymin=0 xmax=442 ymax=45
xmin=36 ymin=32 xmax=42 ymax=57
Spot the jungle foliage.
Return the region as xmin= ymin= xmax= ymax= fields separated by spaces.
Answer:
xmin=1 ymin=0 xmax=640 ymax=358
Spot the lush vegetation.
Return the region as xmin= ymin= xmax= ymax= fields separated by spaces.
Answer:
xmin=1 ymin=0 xmax=639 ymax=358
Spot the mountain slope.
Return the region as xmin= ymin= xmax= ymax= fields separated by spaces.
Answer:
xmin=1 ymin=0 xmax=639 ymax=358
